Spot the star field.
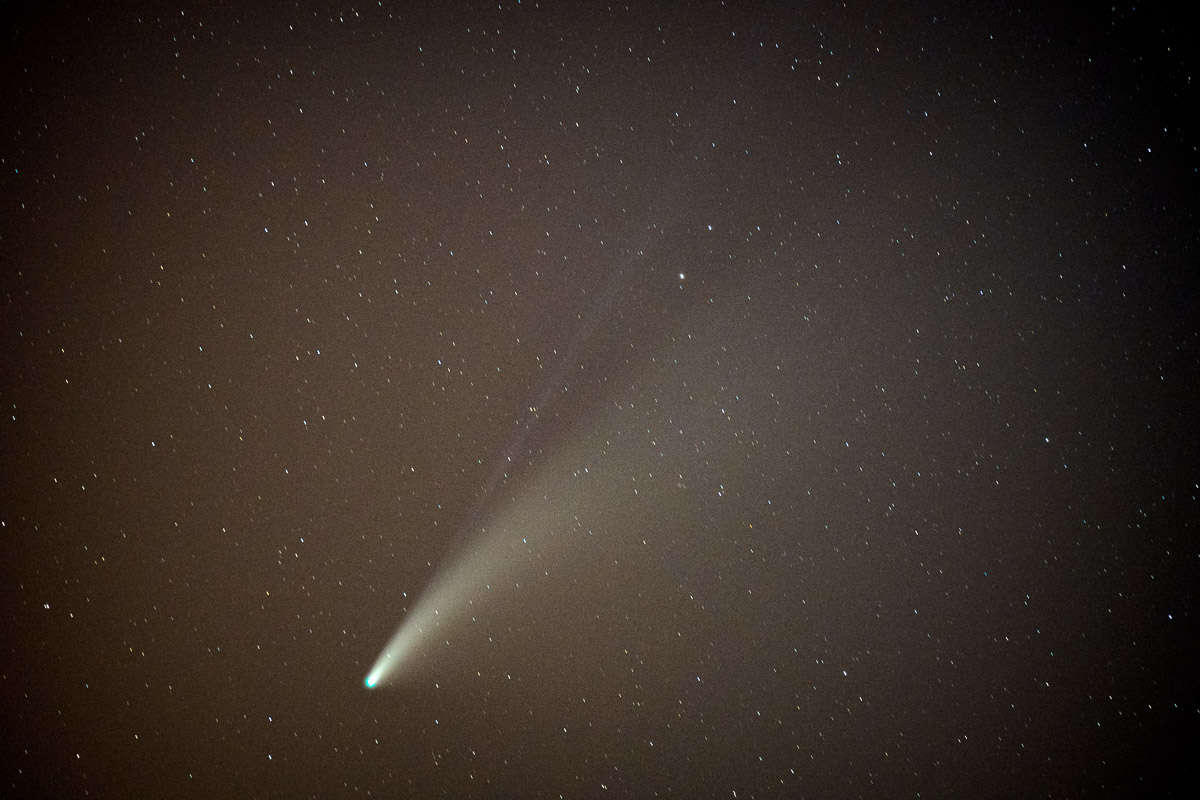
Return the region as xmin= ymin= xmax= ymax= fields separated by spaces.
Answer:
xmin=2 ymin=3 xmax=1197 ymax=797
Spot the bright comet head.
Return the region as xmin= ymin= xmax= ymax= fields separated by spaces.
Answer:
xmin=364 ymin=650 xmax=394 ymax=688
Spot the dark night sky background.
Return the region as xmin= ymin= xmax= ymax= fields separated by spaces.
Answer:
xmin=2 ymin=2 xmax=1197 ymax=797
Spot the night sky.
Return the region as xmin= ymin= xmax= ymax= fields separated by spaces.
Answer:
xmin=3 ymin=2 xmax=1197 ymax=797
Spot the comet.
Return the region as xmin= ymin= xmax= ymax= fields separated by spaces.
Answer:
xmin=362 ymin=495 xmax=559 ymax=688
xmin=362 ymin=269 xmax=641 ymax=690
xmin=362 ymin=542 xmax=494 ymax=687
xmin=361 ymin=420 xmax=631 ymax=689
xmin=363 ymin=179 xmax=700 ymax=688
